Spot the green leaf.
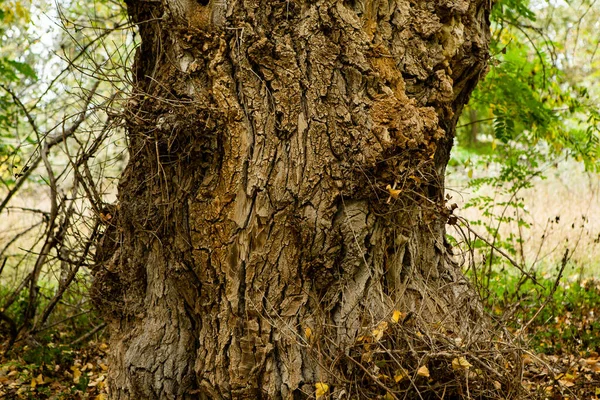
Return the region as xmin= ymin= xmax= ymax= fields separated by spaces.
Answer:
xmin=7 ymin=60 xmax=37 ymax=80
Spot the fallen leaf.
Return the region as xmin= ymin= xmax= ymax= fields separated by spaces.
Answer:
xmin=452 ymin=357 xmax=472 ymax=371
xmin=305 ymin=327 xmax=312 ymax=341
xmin=417 ymin=365 xmax=430 ymax=378
xmin=315 ymin=382 xmax=329 ymax=398
xmin=394 ymin=367 xmax=408 ymax=382
xmin=72 ymin=367 xmax=81 ymax=384
xmin=372 ymin=322 xmax=388 ymax=341
xmin=386 ymin=184 xmax=401 ymax=199
xmin=391 ymin=310 xmax=404 ymax=323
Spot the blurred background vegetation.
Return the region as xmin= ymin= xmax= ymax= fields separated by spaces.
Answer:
xmin=0 ymin=0 xmax=599 ymax=398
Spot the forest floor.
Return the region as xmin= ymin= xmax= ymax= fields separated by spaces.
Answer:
xmin=1 ymin=277 xmax=600 ymax=399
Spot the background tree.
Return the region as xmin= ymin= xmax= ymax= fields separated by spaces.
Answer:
xmin=90 ymin=0 xmax=519 ymax=398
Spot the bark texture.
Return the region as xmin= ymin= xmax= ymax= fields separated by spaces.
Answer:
xmin=93 ymin=0 xmax=492 ymax=398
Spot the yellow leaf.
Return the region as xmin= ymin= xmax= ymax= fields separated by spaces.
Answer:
xmin=391 ymin=310 xmax=403 ymax=323
xmin=386 ymin=184 xmax=401 ymax=199
xmin=372 ymin=321 xmax=388 ymax=341
xmin=394 ymin=367 xmax=408 ymax=382
xmin=315 ymin=382 xmax=329 ymax=398
xmin=558 ymin=379 xmax=575 ymax=387
xmin=30 ymin=378 xmax=37 ymax=389
xmin=383 ymin=392 xmax=395 ymax=400
xmin=361 ymin=351 xmax=373 ymax=364
xmin=95 ymin=395 xmax=107 ymax=400
xmin=15 ymin=2 xmax=30 ymax=22
xmin=452 ymin=357 xmax=473 ymax=371
xmin=82 ymin=362 xmax=94 ymax=372
xmin=409 ymin=175 xmax=422 ymax=185
xmin=371 ymin=329 xmax=383 ymax=341
xmin=417 ymin=365 xmax=430 ymax=377
xmin=305 ymin=327 xmax=312 ymax=341
xmin=467 ymin=169 xmax=473 ymax=179
xmin=72 ymin=367 xmax=81 ymax=384
xmin=35 ymin=374 xmax=44 ymax=385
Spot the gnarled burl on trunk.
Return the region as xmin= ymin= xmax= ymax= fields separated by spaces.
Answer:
xmin=93 ymin=0 xmax=496 ymax=398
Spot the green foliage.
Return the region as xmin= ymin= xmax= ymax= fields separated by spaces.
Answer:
xmin=491 ymin=0 xmax=536 ymax=22
xmin=457 ymin=0 xmax=600 ymax=169
xmin=0 ymin=280 xmax=102 ymax=343
xmin=0 ymin=58 xmax=37 ymax=82
xmin=22 ymin=344 xmax=75 ymax=368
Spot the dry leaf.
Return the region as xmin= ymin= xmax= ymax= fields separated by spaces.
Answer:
xmin=391 ymin=310 xmax=404 ymax=323
xmin=305 ymin=327 xmax=312 ymax=341
xmin=452 ymin=357 xmax=473 ymax=371
xmin=372 ymin=321 xmax=388 ymax=341
xmin=394 ymin=368 xmax=408 ymax=382
xmin=417 ymin=365 xmax=430 ymax=377
xmin=315 ymin=382 xmax=329 ymax=398
xmin=377 ymin=373 xmax=390 ymax=381
xmin=72 ymin=367 xmax=81 ymax=384
xmin=386 ymin=184 xmax=402 ymax=199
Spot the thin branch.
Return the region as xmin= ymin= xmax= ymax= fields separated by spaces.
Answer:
xmin=456 ymin=216 xmax=542 ymax=288
xmin=0 ymin=81 xmax=100 ymax=215
xmin=69 ymin=322 xmax=107 ymax=346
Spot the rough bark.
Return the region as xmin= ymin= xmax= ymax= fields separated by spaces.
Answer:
xmin=93 ymin=0 xmax=493 ymax=398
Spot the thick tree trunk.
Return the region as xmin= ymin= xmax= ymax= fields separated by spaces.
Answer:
xmin=93 ymin=0 xmax=494 ymax=398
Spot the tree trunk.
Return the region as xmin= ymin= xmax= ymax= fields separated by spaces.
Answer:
xmin=93 ymin=0 xmax=496 ymax=398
